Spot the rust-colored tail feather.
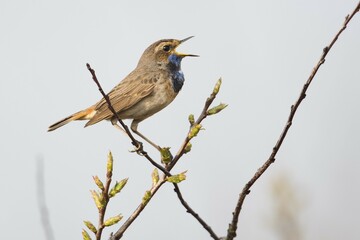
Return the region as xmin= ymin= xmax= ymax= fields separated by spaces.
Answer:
xmin=48 ymin=107 xmax=96 ymax=132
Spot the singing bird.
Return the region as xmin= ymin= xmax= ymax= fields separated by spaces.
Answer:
xmin=48 ymin=37 xmax=198 ymax=150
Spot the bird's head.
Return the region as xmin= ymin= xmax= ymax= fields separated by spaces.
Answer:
xmin=138 ymin=36 xmax=199 ymax=70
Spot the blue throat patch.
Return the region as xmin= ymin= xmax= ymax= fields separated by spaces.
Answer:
xmin=168 ymin=54 xmax=185 ymax=93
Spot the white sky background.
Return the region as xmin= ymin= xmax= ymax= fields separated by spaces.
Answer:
xmin=1 ymin=0 xmax=360 ymax=239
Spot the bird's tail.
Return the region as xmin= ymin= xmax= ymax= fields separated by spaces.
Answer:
xmin=48 ymin=106 xmax=96 ymax=132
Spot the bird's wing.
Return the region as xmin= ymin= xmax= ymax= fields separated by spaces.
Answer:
xmin=85 ymin=70 xmax=157 ymax=126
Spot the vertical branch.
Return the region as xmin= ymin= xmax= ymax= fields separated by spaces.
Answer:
xmin=36 ymin=157 xmax=55 ymax=240
xmin=84 ymin=152 xmax=127 ymax=240
xmin=226 ymin=2 xmax=360 ymax=240
xmin=95 ymin=167 xmax=112 ymax=240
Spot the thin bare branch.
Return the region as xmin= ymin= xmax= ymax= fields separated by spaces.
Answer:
xmin=167 ymin=78 xmax=222 ymax=171
xmin=173 ymin=184 xmax=220 ymax=240
xmin=95 ymin=164 xmax=113 ymax=240
xmin=226 ymin=2 xmax=360 ymax=240
xmin=109 ymin=178 xmax=167 ymax=240
xmin=36 ymin=157 xmax=55 ymax=240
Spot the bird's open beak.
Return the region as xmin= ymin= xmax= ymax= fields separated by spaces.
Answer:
xmin=176 ymin=36 xmax=199 ymax=58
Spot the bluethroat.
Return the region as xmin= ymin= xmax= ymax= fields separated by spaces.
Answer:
xmin=48 ymin=37 xmax=198 ymax=150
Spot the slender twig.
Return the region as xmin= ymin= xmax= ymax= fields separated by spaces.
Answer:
xmin=173 ymin=183 xmax=220 ymax=240
xmin=107 ymin=80 xmax=223 ymax=240
xmin=167 ymin=80 xmax=221 ymax=171
xmin=226 ymin=2 xmax=360 ymax=240
xmin=95 ymin=167 xmax=113 ymax=240
xmin=110 ymin=164 xmax=222 ymax=240
xmin=110 ymin=177 xmax=167 ymax=240
xmin=36 ymin=157 xmax=55 ymax=240
xmin=86 ymin=63 xmax=171 ymax=177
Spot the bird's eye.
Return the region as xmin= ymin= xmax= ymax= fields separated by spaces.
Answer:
xmin=163 ymin=45 xmax=171 ymax=52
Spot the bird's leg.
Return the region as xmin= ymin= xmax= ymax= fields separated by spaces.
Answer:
xmin=111 ymin=120 xmax=127 ymax=135
xmin=111 ymin=119 xmax=144 ymax=153
xmin=131 ymin=120 xmax=162 ymax=152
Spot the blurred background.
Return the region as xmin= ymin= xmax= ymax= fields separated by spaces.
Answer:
xmin=1 ymin=0 xmax=360 ymax=239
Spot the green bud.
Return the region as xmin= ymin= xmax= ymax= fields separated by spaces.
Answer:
xmin=188 ymin=124 xmax=202 ymax=139
xmin=152 ymin=168 xmax=159 ymax=186
xmin=188 ymin=114 xmax=195 ymax=126
xmin=184 ymin=142 xmax=192 ymax=154
xmin=82 ymin=229 xmax=92 ymax=240
xmin=91 ymin=190 xmax=104 ymax=210
xmin=212 ymin=78 xmax=222 ymax=95
xmin=92 ymin=176 xmax=105 ymax=191
xmin=160 ymin=147 xmax=172 ymax=164
xmin=109 ymin=178 xmax=128 ymax=198
xmin=83 ymin=221 xmax=97 ymax=234
xmin=107 ymin=151 xmax=113 ymax=176
xmin=207 ymin=103 xmax=228 ymax=115
xmin=142 ymin=190 xmax=151 ymax=205
xmin=104 ymin=214 xmax=123 ymax=227
xmin=166 ymin=171 xmax=187 ymax=183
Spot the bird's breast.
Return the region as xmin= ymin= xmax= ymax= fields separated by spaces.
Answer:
xmin=154 ymin=75 xmax=179 ymax=106
xmin=142 ymin=75 xmax=178 ymax=115
xmin=170 ymin=70 xmax=185 ymax=93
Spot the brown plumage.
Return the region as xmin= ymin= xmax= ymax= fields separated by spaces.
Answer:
xmin=48 ymin=37 xmax=198 ymax=150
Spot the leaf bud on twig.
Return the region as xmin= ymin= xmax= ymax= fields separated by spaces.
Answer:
xmin=92 ymin=176 xmax=105 ymax=191
xmin=188 ymin=114 xmax=195 ymax=126
xmin=166 ymin=171 xmax=187 ymax=183
xmin=188 ymin=124 xmax=202 ymax=139
xmin=212 ymin=78 xmax=222 ymax=95
xmin=207 ymin=103 xmax=228 ymax=116
xmin=109 ymin=178 xmax=128 ymax=198
xmin=82 ymin=229 xmax=92 ymax=240
xmin=104 ymin=214 xmax=123 ymax=227
xmin=160 ymin=147 xmax=172 ymax=164
xmin=152 ymin=168 xmax=159 ymax=186
xmin=83 ymin=220 xmax=97 ymax=234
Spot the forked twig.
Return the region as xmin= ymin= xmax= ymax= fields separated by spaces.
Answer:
xmin=109 ymin=79 xmax=223 ymax=240
xmin=167 ymin=79 xmax=222 ymax=171
xmin=86 ymin=64 xmax=223 ymax=239
xmin=226 ymin=2 xmax=360 ymax=239
xmin=109 ymin=177 xmax=166 ymax=240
